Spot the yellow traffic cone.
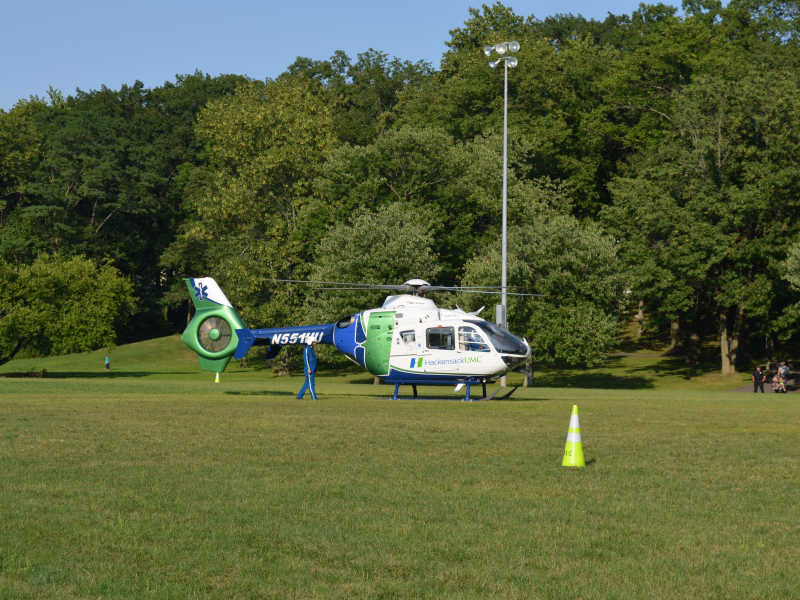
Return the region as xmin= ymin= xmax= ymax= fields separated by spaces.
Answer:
xmin=562 ymin=405 xmax=585 ymax=467
xmin=215 ymin=372 xmax=220 ymax=383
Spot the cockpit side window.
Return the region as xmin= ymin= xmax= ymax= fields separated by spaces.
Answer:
xmin=426 ymin=327 xmax=454 ymax=350
xmin=458 ymin=326 xmax=491 ymax=352
xmin=468 ymin=321 xmax=528 ymax=355
xmin=400 ymin=330 xmax=415 ymax=343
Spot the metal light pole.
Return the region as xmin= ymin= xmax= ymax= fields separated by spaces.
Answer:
xmin=485 ymin=42 xmax=519 ymax=332
xmin=485 ymin=42 xmax=519 ymax=389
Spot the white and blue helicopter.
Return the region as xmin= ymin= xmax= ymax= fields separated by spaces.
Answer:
xmin=182 ymin=278 xmax=538 ymax=400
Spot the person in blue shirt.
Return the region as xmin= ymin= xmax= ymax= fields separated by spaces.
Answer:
xmin=297 ymin=339 xmax=318 ymax=399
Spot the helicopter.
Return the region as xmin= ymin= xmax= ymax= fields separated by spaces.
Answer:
xmin=181 ymin=277 xmax=538 ymax=400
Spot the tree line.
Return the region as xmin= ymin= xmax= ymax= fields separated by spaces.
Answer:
xmin=3 ymin=0 xmax=800 ymax=374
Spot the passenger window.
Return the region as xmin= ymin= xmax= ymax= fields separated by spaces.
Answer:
xmin=400 ymin=331 xmax=415 ymax=343
xmin=427 ymin=327 xmax=455 ymax=350
xmin=459 ymin=326 xmax=491 ymax=352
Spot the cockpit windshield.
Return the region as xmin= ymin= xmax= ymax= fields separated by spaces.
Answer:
xmin=468 ymin=321 xmax=528 ymax=355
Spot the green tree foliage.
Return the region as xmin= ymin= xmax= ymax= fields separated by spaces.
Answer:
xmin=605 ymin=65 xmax=800 ymax=373
xmin=167 ymin=77 xmax=336 ymax=328
xmin=0 ymin=73 xmax=247 ymax=336
xmin=4 ymin=0 xmax=800 ymax=374
xmin=308 ymin=126 xmax=482 ymax=284
xmin=452 ymin=216 xmax=624 ymax=366
xmin=0 ymin=97 xmax=47 ymax=223
xmin=396 ymin=3 xmax=625 ymax=214
xmin=307 ymin=126 xmax=572 ymax=285
xmin=0 ymin=254 xmax=135 ymax=364
xmin=287 ymin=49 xmax=433 ymax=146
xmin=307 ymin=202 xmax=442 ymax=322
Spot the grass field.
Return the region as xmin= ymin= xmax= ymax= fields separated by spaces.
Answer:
xmin=0 ymin=329 xmax=758 ymax=391
xmin=2 ymin=371 xmax=799 ymax=598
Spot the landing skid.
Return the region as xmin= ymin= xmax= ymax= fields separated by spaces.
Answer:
xmin=390 ymin=379 xmax=499 ymax=401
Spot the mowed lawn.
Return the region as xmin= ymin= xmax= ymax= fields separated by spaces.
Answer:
xmin=0 ymin=332 xmax=759 ymax=391
xmin=1 ymin=376 xmax=798 ymax=599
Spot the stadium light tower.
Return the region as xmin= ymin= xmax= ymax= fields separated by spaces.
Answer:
xmin=485 ymin=41 xmax=520 ymax=332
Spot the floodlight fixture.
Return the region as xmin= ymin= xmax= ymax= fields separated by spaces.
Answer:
xmin=495 ymin=43 xmax=506 ymax=54
xmin=507 ymin=57 xmax=518 ymax=68
xmin=508 ymin=41 xmax=521 ymax=52
xmin=484 ymin=45 xmax=493 ymax=56
xmin=489 ymin=61 xmax=498 ymax=70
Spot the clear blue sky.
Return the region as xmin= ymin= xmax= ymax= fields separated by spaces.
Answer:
xmin=1 ymin=0 xmax=677 ymax=110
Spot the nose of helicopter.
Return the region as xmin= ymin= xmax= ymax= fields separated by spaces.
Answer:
xmin=499 ymin=331 xmax=530 ymax=370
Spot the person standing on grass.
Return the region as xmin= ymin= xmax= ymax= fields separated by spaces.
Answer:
xmin=104 ymin=354 xmax=110 ymax=371
xmin=297 ymin=339 xmax=318 ymax=400
xmin=779 ymin=361 xmax=790 ymax=381
xmin=752 ymin=366 xmax=766 ymax=393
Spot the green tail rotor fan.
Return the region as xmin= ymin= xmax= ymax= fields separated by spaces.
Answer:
xmin=198 ymin=316 xmax=232 ymax=353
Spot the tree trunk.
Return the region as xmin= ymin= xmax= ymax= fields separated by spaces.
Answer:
xmin=765 ymin=333 xmax=777 ymax=363
xmin=265 ymin=358 xmax=275 ymax=370
xmin=373 ymin=376 xmax=382 ymax=385
xmin=279 ymin=348 xmax=291 ymax=376
xmin=186 ymin=301 xmax=192 ymax=326
xmin=728 ymin=304 xmax=744 ymax=373
xmin=739 ymin=318 xmax=751 ymax=363
xmin=666 ymin=318 xmax=683 ymax=355
xmin=686 ymin=315 xmax=702 ymax=364
xmin=637 ymin=301 xmax=644 ymax=339
xmin=242 ymin=356 xmax=248 ymax=368
xmin=720 ymin=310 xmax=731 ymax=375
xmin=522 ymin=359 xmax=534 ymax=387
xmin=719 ymin=305 xmax=744 ymax=375
xmin=0 ymin=339 xmax=24 ymax=366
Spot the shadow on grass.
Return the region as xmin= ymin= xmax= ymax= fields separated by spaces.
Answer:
xmin=40 ymin=371 xmax=198 ymax=379
xmin=224 ymin=390 xmax=302 ymax=396
xmin=532 ymin=355 xmax=728 ymax=389
xmin=536 ymin=371 xmax=656 ymax=390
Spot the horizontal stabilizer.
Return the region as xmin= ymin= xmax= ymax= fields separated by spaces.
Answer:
xmin=234 ymin=328 xmax=256 ymax=359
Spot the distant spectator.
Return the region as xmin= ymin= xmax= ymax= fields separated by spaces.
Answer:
xmin=752 ymin=366 xmax=765 ymax=393
xmin=779 ymin=361 xmax=790 ymax=380
xmin=104 ymin=354 xmax=110 ymax=371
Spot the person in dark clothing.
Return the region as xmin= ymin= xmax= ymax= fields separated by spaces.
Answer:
xmin=297 ymin=339 xmax=318 ymax=400
xmin=752 ymin=366 xmax=766 ymax=393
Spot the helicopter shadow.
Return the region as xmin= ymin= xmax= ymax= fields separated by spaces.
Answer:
xmin=224 ymin=390 xmax=300 ymax=397
xmin=37 ymin=371 xmax=198 ymax=379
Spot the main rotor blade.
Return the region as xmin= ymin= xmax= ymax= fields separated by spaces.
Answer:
xmin=420 ymin=285 xmax=546 ymax=296
xmin=430 ymin=289 xmax=548 ymax=297
xmin=264 ymin=278 xmax=544 ymax=295
xmin=306 ymin=287 xmax=409 ymax=292
xmin=436 ymin=285 xmax=535 ymax=289
xmin=264 ymin=278 xmax=410 ymax=291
